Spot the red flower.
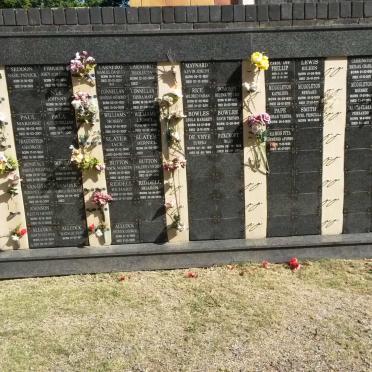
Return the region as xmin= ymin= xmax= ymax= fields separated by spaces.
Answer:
xmin=19 ymin=228 xmax=27 ymax=236
xmin=289 ymin=257 xmax=301 ymax=271
xmin=262 ymin=260 xmax=270 ymax=269
xmin=88 ymin=223 xmax=95 ymax=233
xmin=185 ymin=271 xmax=198 ymax=278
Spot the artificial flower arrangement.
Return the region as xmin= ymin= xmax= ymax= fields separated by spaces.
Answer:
xmin=246 ymin=113 xmax=271 ymax=144
xmin=70 ymin=51 xmax=96 ymax=82
xmin=7 ymin=171 xmax=22 ymax=197
xmin=88 ymin=222 xmax=108 ymax=238
xmin=251 ymin=51 xmax=270 ymax=71
xmin=157 ymin=92 xmax=186 ymax=150
xmin=0 ymin=152 xmax=18 ymax=175
xmin=71 ymin=92 xmax=98 ymax=127
xmin=157 ymin=89 xmax=187 ymax=234
xmin=246 ymin=113 xmax=273 ymax=173
xmin=69 ymin=145 xmax=105 ymax=172
xmin=92 ymin=191 xmax=113 ymax=207
xmin=10 ymin=225 xmax=27 ymax=242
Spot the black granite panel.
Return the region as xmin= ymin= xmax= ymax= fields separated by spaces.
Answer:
xmin=344 ymin=57 xmax=372 ymax=233
xmin=182 ymin=61 xmax=244 ymax=240
xmin=6 ymin=65 xmax=87 ymax=248
xmin=266 ymin=58 xmax=324 ymax=237
xmin=96 ymin=63 xmax=166 ymax=245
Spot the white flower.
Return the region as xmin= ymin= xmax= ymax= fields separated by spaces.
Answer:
xmin=177 ymin=223 xmax=185 ymax=232
xmin=0 ymin=152 xmax=6 ymax=162
xmin=171 ymin=132 xmax=180 ymax=142
xmin=11 ymin=234 xmax=19 ymax=241
xmin=95 ymin=229 xmax=103 ymax=238
xmin=71 ymin=100 xmax=82 ymax=110
xmin=75 ymin=52 xmax=80 ymax=60
xmin=0 ymin=112 xmax=6 ymax=123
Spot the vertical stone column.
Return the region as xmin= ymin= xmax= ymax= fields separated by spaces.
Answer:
xmin=242 ymin=60 xmax=267 ymax=239
xmin=0 ymin=67 xmax=28 ymax=250
xmin=321 ymin=58 xmax=348 ymax=235
xmin=71 ymin=74 xmax=111 ymax=246
xmin=157 ymin=62 xmax=189 ymax=242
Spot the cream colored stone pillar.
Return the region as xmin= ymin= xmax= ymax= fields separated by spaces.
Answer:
xmin=321 ymin=58 xmax=348 ymax=235
xmin=0 ymin=67 xmax=28 ymax=250
xmin=157 ymin=62 xmax=189 ymax=242
xmin=242 ymin=60 xmax=267 ymax=239
xmin=71 ymin=74 xmax=111 ymax=246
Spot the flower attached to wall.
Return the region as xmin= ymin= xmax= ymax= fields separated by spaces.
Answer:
xmin=157 ymin=90 xmax=187 ymax=235
xmin=88 ymin=222 xmax=108 ymax=238
xmin=69 ymin=145 xmax=105 ymax=172
xmin=92 ymin=191 xmax=113 ymax=208
xmin=251 ymin=52 xmax=270 ymax=71
xmin=72 ymin=92 xmax=98 ymax=127
xmin=7 ymin=171 xmax=22 ymax=197
xmin=0 ymin=152 xmax=18 ymax=175
xmin=163 ymin=156 xmax=187 ymax=172
xmin=10 ymin=225 xmax=27 ymax=241
xmin=247 ymin=113 xmax=271 ymax=143
xmin=245 ymin=113 xmax=273 ymax=174
xmin=70 ymin=51 xmax=96 ymax=83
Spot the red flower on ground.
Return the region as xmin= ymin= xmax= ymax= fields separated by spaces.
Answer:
xmin=289 ymin=257 xmax=301 ymax=271
xmin=185 ymin=271 xmax=198 ymax=278
xmin=262 ymin=260 xmax=270 ymax=269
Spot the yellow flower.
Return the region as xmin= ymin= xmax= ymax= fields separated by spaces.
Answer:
xmin=251 ymin=52 xmax=263 ymax=65
xmin=258 ymin=58 xmax=270 ymax=71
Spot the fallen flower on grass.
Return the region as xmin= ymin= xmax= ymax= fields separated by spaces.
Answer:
xmin=262 ymin=260 xmax=270 ymax=269
xmin=118 ymin=274 xmax=130 ymax=282
xmin=185 ymin=271 xmax=198 ymax=278
xmin=289 ymin=257 xmax=302 ymax=271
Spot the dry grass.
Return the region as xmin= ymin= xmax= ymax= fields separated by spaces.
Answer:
xmin=0 ymin=259 xmax=371 ymax=372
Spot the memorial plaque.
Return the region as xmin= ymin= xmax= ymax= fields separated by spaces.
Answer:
xmin=344 ymin=57 xmax=372 ymax=233
xmin=182 ymin=61 xmax=244 ymax=240
xmin=96 ymin=63 xmax=166 ymax=244
xmin=266 ymin=59 xmax=324 ymax=236
xmin=6 ymin=65 xmax=87 ymax=248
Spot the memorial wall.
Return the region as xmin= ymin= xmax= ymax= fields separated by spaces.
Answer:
xmin=0 ymin=4 xmax=371 ymax=277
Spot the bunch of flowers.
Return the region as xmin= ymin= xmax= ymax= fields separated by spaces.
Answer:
xmin=88 ymin=223 xmax=108 ymax=238
xmin=71 ymin=92 xmax=97 ymax=126
xmin=251 ymin=52 xmax=270 ymax=71
xmin=10 ymin=225 xmax=27 ymax=241
xmin=157 ymin=92 xmax=184 ymax=121
xmin=69 ymin=146 xmax=105 ymax=172
xmin=70 ymin=51 xmax=96 ymax=80
xmin=92 ymin=191 xmax=113 ymax=207
xmin=0 ymin=152 xmax=18 ymax=175
xmin=246 ymin=113 xmax=271 ymax=143
xmin=7 ymin=171 xmax=22 ymax=196
xmin=163 ymin=156 xmax=187 ymax=172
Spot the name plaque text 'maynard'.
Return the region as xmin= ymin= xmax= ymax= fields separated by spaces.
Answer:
xmin=6 ymin=65 xmax=87 ymax=248
xmin=182 ymin=61 xmax=244 ymax=240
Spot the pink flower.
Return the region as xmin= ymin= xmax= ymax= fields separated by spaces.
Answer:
xmin=262 ymin=260 xmax=270 ymax=269
xmin=164 ymin=199 xmax=175 ymax=209
xmin=92 ymin=191 xmax=113 ymax=207
xmin=185 ymin=271 xmax=198 ymax=278
xmin=95 ymin=164 xmax=106 ymax=172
